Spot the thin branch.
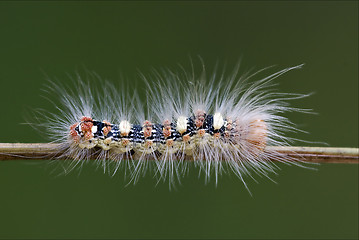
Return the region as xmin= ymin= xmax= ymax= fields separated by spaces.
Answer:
xmin=0 ymin=143 xmax=358 ymax=163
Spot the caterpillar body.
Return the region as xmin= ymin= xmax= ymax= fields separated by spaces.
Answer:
xmin=36 ymin=62 xmax=310 ymax=189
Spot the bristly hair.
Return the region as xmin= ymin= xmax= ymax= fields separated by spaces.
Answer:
xmin=29 ymin=61 xmax=313 ymax=191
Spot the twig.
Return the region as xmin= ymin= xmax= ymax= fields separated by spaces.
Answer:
xmin=0 ymin=143 xmax=357 ymax=163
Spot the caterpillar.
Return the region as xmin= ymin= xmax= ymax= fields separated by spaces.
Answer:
xmin=34 ymin=62 xmax=311 ymax=189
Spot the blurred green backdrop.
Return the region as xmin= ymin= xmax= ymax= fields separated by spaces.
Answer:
xmin=0 ymin=1 xmax=357 ymax=239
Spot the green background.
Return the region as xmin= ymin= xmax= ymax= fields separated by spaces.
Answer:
xmin=0 ymin=1 xmax=357 ymax=239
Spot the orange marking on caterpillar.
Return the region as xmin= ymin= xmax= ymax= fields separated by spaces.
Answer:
xmin=162 ymin=119 xmax=171 ymax=138
xmin=84 ymin=131 xmax=93 ymax=140
xmin=213 ymin=132 xmax=221 ymax=139
xmin=182 ymin=134 xmax=191 ymax=142
xmin=166 ymin=139 xmax=174 ymax=147
xmin=70 ymin=123 xmax=78 ymax=136
xmin=198 ymin=129 xmax=206 ymax=137
xmin=226 ymin=118 xmax=233 ymax=131
xmin=195 ymin=110 xmax=206 ymax=128
xmin=143 ymin=120 xmax=153 ymax=138
xmin=102 ymin=120 xmax=112 ymax=136
xmin=121 ymin=139 xmax=130 ymax=147
xmin=70 ymin=123 xmax=80 ymax=142
xmin=80 ymin=116 xmax=93 ymax=132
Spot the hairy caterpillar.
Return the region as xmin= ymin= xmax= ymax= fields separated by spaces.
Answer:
xmin=34 ymin=62 xmax=311 ymax=189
